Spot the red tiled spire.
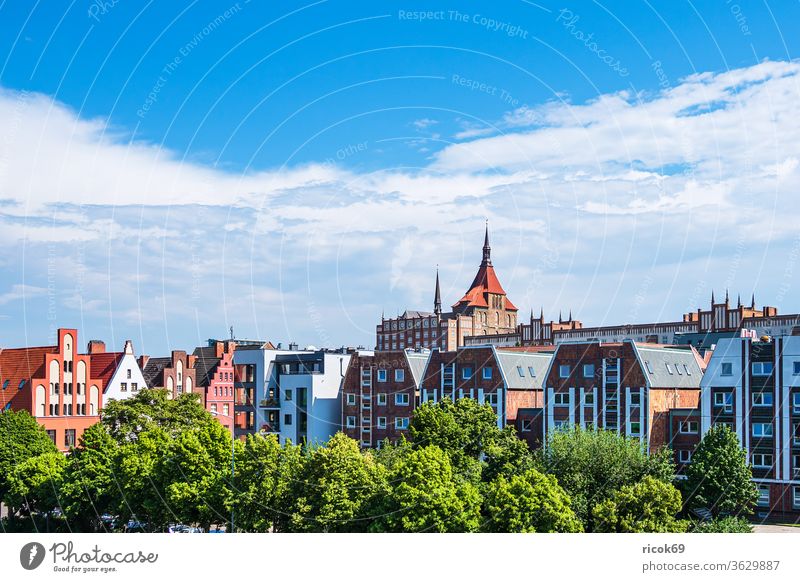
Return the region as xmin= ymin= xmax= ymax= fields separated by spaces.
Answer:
xmin=452 ymin=224 xmax=518 ymax=311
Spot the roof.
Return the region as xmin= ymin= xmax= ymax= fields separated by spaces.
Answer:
xmin=142 ymin=357 xmax=171 ymax=388
xmin=401 ymin=310 xmax=433 ymax=319
xmin=404 ymin=350 xmax=430 ymax=387
xmin=453 ymin=263 xmax=518 ymax=311
xmin=88 ymin=352 xmax=124 ymax=390
xmin=0 ymin=346 xmax=56 ymax=407
xmin=192 ymin=346 xmax=220 ymax=387
xmin=634 ymin=344 xmax=704 ymax=389
xmin=495 ymin=349 xmax=552 ymax=390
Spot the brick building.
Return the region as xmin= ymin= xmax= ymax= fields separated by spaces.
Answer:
xmin=192 ymin=341 xmax=236 ymax=433
xmin=700 ymin=335 xmax=800 ymax=520
xmin=140 ymin=350 xmax=198 ymax=401
xmin=376 ymin=226 xmax=519 ymax=352
xmin=0 ymin=328 xmax=104 ymax=452
xmin=540 ymin=340 xmax=704 ymax=458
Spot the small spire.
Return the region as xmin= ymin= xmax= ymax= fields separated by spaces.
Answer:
xmin=725 ymin=289 xmax=729 ymax=305
xmin=559 ymin=310 xmax=563 ymax=324
xmin=568 ymin=310 xmax=573 ymax=322
xmin=711 ymin=290 xmax=716 ymax=305
xmin=737 ymin=294 xmax=742 ymax=308
xmin=433 ymin=268 xmax=442 ymax=317
xmin=540 ymin=306 xmax=544 ymax=320
xmin=751 ymin=293 xmax=756 ymax=309
xmin=481 ymin=221 xmax=492 ymax=266
xmin=530 ymin=308 xmax=534 ymax=322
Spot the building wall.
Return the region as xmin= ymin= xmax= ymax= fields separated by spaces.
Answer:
xmin=103 ymin=346 xmax=147 ymax=402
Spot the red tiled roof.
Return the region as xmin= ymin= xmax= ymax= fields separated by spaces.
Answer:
xmin=0 ymin=345 xmax=57 ymax=409
xmin=453 ymin=264 xmax=518 ymax=311
xmin=88 ymin=352 xmax=124 ymax=391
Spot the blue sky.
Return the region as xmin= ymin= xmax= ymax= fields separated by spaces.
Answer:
xmin=0 ymin=1 xmax=799 ymax=354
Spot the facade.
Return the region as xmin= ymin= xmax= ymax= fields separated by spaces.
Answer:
xmin=700 ymin=335 xmax=800 ymax=520
xmin=464 ymin=309 xmax=583 ymax=347
xmin=0 ymin=328 xmax=104 ymax=452
xmin=376 ymin=226 xmax=519 ymax=352
xmin=87 ymin=339 xmax=147 ymax=402
xmin=140 ymin=351 xmax=198 ymax=401
xmin=541 ymin=340 xmax=704 ymax=456
xmin=192 ymin=341 xmax=236 ymax=433
xmin=341 ymin=349 xmax=428 ymax=447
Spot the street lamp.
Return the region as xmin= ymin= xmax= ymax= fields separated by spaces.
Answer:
xmin=210 ymin=410 xmax=235 ymax=533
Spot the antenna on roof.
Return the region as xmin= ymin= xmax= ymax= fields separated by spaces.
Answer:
xmin=230 ymin=326 xmax=234 ymax=340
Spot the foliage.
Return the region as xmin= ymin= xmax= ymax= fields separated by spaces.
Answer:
xmin=683 ymin=424 xmax=758 ymax=518
xmin=372 ymin=445 xmax=481 ymax=533
xmin=284 ymin=433 xmax=386 ymax=532
xmin=537 ymin=426 xmax=675 ymax=528
xmin=100 ymin=389 xmax=210 ymax=442
xmin=691 ymin=515 xmax=753 ymax=533
xmin=0 ymin=410 xmax=59 ymax=503
xmin=592 ymin=476 xmax=688 ymax=533
xmin=5 ymin=452 xmax=66 ymax=515
xmin=482 ymin=468 xmax=583 ymax=532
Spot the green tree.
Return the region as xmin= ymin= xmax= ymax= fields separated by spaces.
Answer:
xmin=482 ymin=468 xmax=583 ymax=532
xmin=482 ymin=426 xmax=536 ymax=483
xmin=593 ymin=476 xmax=688 ymax=533
xmin=285 ymin=433 xmax=385 ymax=532
xmin=373 ymin=445 xmax=481 ymax=533
xmin=59 ymin=423 xmax=120 ymax=531
xmin=232 ymin=434 xmax=304 ymax=532
xmin=5 ymin=452 xmax=66 ymax=517
xmin=0 ymin=409 xmax=59 ymax=523
xmin=683 ymin=424 xmax=758 ymax=517
xmin=538 ymin=426 xmax=674 ymax=527
xmin=101 ymin=389 xmax=209 ymax=442
xmin=691 ymin=516 xmax=752 ymax=533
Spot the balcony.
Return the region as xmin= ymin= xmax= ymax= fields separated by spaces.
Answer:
xmin=258 ymin=422 xmax=280 ymax=434
xmin=259 ymin=398 xmax=280 ymax=408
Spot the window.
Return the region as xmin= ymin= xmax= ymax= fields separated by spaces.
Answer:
xmin=752 ymin=392 xmax=773 ymax=407
xmin=131 ymin=383 xmax=138 ymax=392
xmin=395 ymin=393 xmax=410 ymax=406
xmin=516 ymin=366 xmax=524 ymax=378
xmin=284 ymin=414 xmax=292 ymax=426
xmin=794 ymin=486 xmax=800 ymax=509
xmin=629 ymin=421 xmax=641 ymax=436
xmin=721 ymin=362 xmax=733 ymax=376
xmin=644 ymin=361 xmax=653 ymax=374
xmin=394 ymin=369 xmax=404 ymax=382
xmin=46 ymin=430 xmax=56 ymax=444
xmin=752 ymin=453 xmax=773 ymax=468
xmin=285 ymin=389 xmax=292 ymax=401
xmin=583 ymin=364 xmax=595 ymax=378
xmin=553 ymin=419 xmax=567 ymax=429
xmin=583 ymin=392 xmax=595 ymax=406
xmin=377 ymin=417 xmax=387 ymax=428
xmin=346 ymin=393 xmax=356 ymax=406
xmin=665 ymin=363 xmax=673 ymax=375
xmin=483 ymin=367 xmax=493 ymax=380
xmin=462 ymin=366 xmax=473 ymax=380
xmin=678 ymin=449 xmax=692 ymax=463
xmin=714 ymin=392 xmax=733 ymax=412
xmin=120 ymin=382 xmax=127 ymax=392
xmin=553 ymin=393 xmax=570 ymax=407
xmin=521 ymin=418 xmax=534 ymax=432
xmin=757 ymin=484 xmax=770 ymax=507
xmin=17 ymin=380 xmax=25 ymax=390
xmin=753 ymin=423 xmax=773 ymax=438
xmin=679 ymin=420 xmax=699 ymax=434
xmin=794 ymin=393 xmax=800 ymax=414
xmin=527 ymin=366 xmax=536 ymax=377
xmin=64 ymin=429 xmax=76 ymax=449
xmin=752 ymin=362 xmax=774 ymax=377
xmin=127 ymin=369 xmax=132 ymax=379
xmin=629 ymin=392 xmax=641 ymax=406
xmin=346 ymin=416 xmax=356 ymax=428
xmin=559 ymin=365 xmax=570 ymax=378
xmin=377 ymin=393 xmax=387 ymax=406
xmin=211 ymin=404 xmax=218 ymax=414
xmin=223 ymin=404 xmax=229 ymax=416
xmin=684 ymin=365 xmax=692 ymax=376
xmin=794 ymin=362 xmax=800 ymax=376
xmin=395 ymin=417 xmax=409 ymax=430
xmin=377 ymin=369 xmax=387 ymax=382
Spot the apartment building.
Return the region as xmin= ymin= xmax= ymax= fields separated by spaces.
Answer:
xmin=341 ymin=349 xmax=428 ymax=447
xmin=140 ymin=351 xmax=198 ymax=401
xmin=541 ymin=340 xmax=704 ymax=457
xmin=192 ymin=341 xmax=236 ymax=433
xmin=700 ymin=335 xmax=800 ymax=520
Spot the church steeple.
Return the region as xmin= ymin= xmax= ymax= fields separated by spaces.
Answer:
xmin=434 ymin=268 xmax=442 ymax=317
xmin=482 ymin=221 xmax=492 ymax=266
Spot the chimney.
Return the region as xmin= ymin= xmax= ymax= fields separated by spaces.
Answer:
xmin=214 ymin=341 xmax=224 ymax=358
xmin=87 ymin=340 xmax=106 ymax=354
xmin=138 ymin=355 xmax=150 ymax=370
xmin=123 ymin=340 xmax=134 ymax=355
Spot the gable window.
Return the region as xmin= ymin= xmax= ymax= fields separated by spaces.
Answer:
xmin=720 ymin=362 xmax=733 ymax=376
xmin=714 ymin=391 xmax=733 ymax=412
xmin=752 ymin=362 xmax=774 ymax=377
xmin=753 ymin=423 xmax=773 ymax=438
xmin=629 ymin=392 xmax=641 ymax=406
xmin=462 ymin=366 xmax=473 ymax=380
xmin=394 ymin=369 xmax=404 ymax=382
xmin=131 ymin=382 xmax=138 ymax=392
xmin=583 ymin=364 xmax=595 ymax=378
xmin=559 ymin=365 xmax=570 ymax=378
xmin=120 ymin=382 xmax=127 ymax=392
xmin=553 ymin=393 xmax=570 ymax=407
xmin=346 ymin=393 xmax=356 ymax=406
xmin=377 ymin=369 xmax=387 ymax=383
xmin=395 ymin=393 xmax=410 ymax=406
xmin=752 ymin=392 xmax=773 ymax=407
xmin=583 ymin=392 xmax=595 ymax=406
xmin=346 ymin=416 xmax=356 ymax=428
xmin=483 ymin=367 xmax=493 ymax=380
